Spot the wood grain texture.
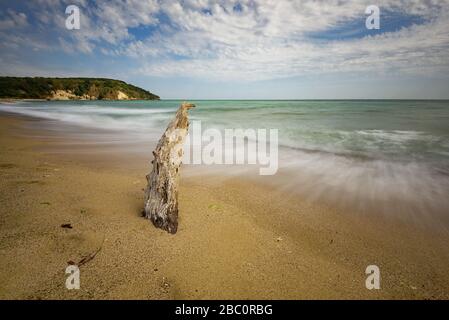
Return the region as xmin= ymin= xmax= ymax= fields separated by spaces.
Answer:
xmin=144 ymin=102 xmax=195 ymax=233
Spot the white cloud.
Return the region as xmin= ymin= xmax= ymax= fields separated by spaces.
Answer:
xmin=0 ymin=9 xmax=28 ymax=30
xmin=1 ymin=0 xmax=449 ymax=82
xmin=123 ymin=0 xmax=449 ymax=81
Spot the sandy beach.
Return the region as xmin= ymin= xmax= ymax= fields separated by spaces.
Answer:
xmin=1 ymin=112 xmax=449 ymax=300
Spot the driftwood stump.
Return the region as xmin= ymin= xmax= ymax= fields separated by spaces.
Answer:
xmin=144 ymin=102 xmax=195 ymax=234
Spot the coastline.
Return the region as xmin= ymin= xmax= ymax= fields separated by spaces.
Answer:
xmin=0 ymin=98 xmax=160 ymax=102
xmin=1 ymin=112 xmax=449 ymax=299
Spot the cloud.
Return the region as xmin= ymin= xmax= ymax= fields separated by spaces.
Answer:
xmin=0 ymin=0 xmax=449 ymax=83
xmin=126 ymin=0 xmax=449 ymax=80
xmin=0 ymin=9 xmax=28 ymax=30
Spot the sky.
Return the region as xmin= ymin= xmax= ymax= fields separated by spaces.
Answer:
xmin=0 ymin=0 xmax=448 ymax=99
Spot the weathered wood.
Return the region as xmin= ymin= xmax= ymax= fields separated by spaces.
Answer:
xmin=144 ymin=102 xmax=195 ymax=234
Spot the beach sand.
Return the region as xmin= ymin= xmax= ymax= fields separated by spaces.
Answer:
xmin=0 ymin=113 xmax=448 ymax=299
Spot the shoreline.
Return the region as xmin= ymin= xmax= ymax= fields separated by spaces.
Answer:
xmin=0 ymin=98 xmax=160 ymax=102
xmin=1 ymin=112 xmax=449 ymax=299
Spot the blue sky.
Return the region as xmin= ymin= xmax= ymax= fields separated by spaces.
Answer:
xmin=0 ymin=0 xmax=448 ymax=99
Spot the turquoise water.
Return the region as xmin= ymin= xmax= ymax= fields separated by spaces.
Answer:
xmin=191 ymin=100 xmax=449 ymax=165
xmin=2 ymin=99 xmax=448 ymax=165
xmin=1 ymin=99 xmax=448 ymax=220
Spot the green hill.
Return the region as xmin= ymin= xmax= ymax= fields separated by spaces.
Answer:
xmin=0 ymin=77 xmax=160 ymax=100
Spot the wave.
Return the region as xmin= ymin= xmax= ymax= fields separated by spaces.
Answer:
xmin=0 ymin=104 xmax=174 ymax=133
xmin=3 ymin=103 xmax=446 ymax=163
xmin=2 ymin=100 xmax=449 ymax=226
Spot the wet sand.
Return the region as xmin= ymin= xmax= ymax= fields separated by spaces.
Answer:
xmin=0 ymin=113 xmax=448 ymax=299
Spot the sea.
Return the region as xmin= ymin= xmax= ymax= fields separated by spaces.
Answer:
xmin=1 ymin=99 xmax=448 ymax=225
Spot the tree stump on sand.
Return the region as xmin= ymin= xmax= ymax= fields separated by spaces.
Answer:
xmin=144 ymin=102 xmax=195 ymax=234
